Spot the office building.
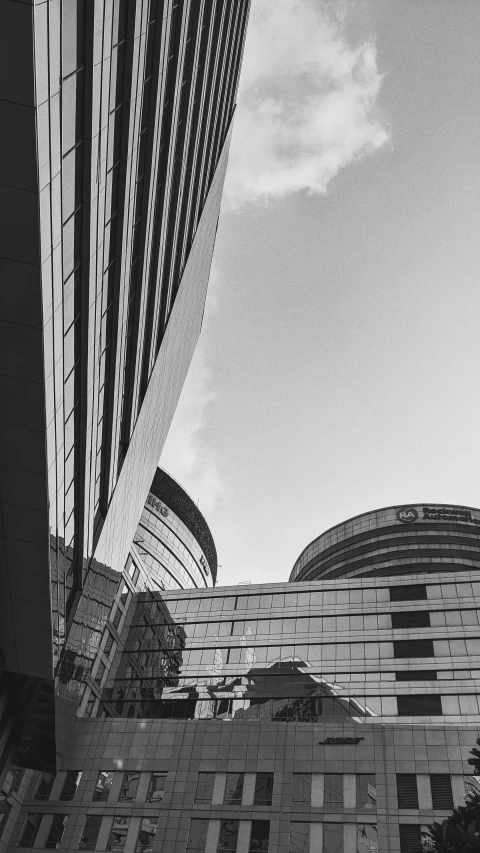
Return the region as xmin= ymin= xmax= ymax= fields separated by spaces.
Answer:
xmin=0 ymin=0 xmax=250 ymax=834
xmin=7 ymin=505 xmax=480 ymax=852
xmin=290 ymin=503 xmax=480 ymax=584
xmin=131 ymin=468 xmax=217 ymax=593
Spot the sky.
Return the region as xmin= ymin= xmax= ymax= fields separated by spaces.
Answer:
xmin=161 ymin=0 xmax=480 ymax=588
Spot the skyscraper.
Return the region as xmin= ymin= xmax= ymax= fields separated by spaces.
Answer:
xmin=7 ymin=503 xmax=479 ymax=852
xmin=0 ymin=0 xmax=250 ymax=792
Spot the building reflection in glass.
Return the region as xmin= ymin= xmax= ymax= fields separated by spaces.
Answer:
xmin=99 ymin=594 xmax=374 ymax=723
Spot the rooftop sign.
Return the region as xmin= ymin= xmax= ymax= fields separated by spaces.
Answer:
xmin=397 ymin=506 xmax=480 ymax=526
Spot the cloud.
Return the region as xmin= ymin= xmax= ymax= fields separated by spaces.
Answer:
xmin=160 ymin=267 xmax=223 ymax=515
xmin=225 ymin=0 xmax=390 ymax=207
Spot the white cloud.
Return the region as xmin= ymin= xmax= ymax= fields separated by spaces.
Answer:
xmin=160 ymin=267 xmax=223 ymax=515
xmin=225 ymin=0 xmax=390 ymax=207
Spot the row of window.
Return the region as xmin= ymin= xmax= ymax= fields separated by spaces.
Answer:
xmin=160 ymin=582 xmax=480 ymax=614
xmin=17 ymin=814 xmax=156 ymax=852
xmin=140 ymin=637 xmax=480 ymax=669
xmin=127 ymin=607 xmax=480 ymax=642
xmin=187 ymin=819 xmax=378 ymax=853
xmin=99 ymin=692 xmax=480 ymax=720
xmin=31 ymin=771 xmax=376 ymax=809
xmin=32 ymin=771 xmax=164 ymax=804
xmin=194 ymin=773 xmax=376 ymax=810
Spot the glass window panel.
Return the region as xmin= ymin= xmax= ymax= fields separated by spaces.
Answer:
xmin=60 ymin=770 xmax=82 ymax=801
xmin=79 ymin=815 xmax=103 ymax=850
xmin=147 ymin=773 xmax=166 ymax=803
xmin=289 ymin=823 xmax=309 ymax=853
xmin=254 ymin=773 xmax=274 ymax=805
xmin=187 ymin=819 xmax=208 ymax=851
xmin=292 ymin=774 xmax=311 ymax=804
xmin=119 ymin=772 xmax=140 ymax=802
xmin=224 ymin=773 xmax=244 ymax=804
xmin=34 ymin=772 xmax=54 ymax=801
xmin=18 ymin=814 xmax=42 ymax=848
xmin=357 ymin=824 xmax=378 ymax=853
xmin=324 ymin=775 xmax=343 ymax=806
xmin=136 ymin=818 xmax=157 ymax=853
xmin=107 ymin=816 xmax=130 ymax=852
xmin=195 ymin=773 xmax=215 ymax=804
xmin=393 ymin=639 xmax=434 ymax=659
xmin=324 ymin=823 xmax=343 ymax=853
xmin=218 ymin=820 xmax=239 ymax=852
xmin=249 ymin=820 xmax=270 ymax=852
xmin=45 ymin=814 xmax=68 ymax=849
xmin=397 ymin=695 xmax=443 ymax=716
xmin=391 ymin=611 xmax=430 ymax=629
xmin=356 ymin=775 xmax=376 ymax=810
xmin=92 ymin=771 xmax=114 ymax=801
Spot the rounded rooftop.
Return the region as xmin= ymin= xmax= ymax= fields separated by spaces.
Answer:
xmin=290 ymin=502 xmax=480 ymax=584
xmin=150 ymin=468 xmax=218 ymax=584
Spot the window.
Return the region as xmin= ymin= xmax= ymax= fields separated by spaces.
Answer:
xmin=289 ymin=822 xmax=309 ymax=853
xmin=430 ymin=775 xmax=453 ymax=810
xmin=218 ymin=820 xmax=239 ymax=852
xmin=112 ymin=608 xmax=122 ymax=629
xmin=356 ymin=775 xmax=376 ymax=810
xmin=45 ymin=815 xmax=68 ymax=849
xmin=93 ymin=771 xmax=115 ymax=801
xmin=254 ymin=773 xmax=274 ymax=806
xmin=224 ymin=773 xmax=244 ymax=804
xmin=323 ymin=823 xmax=343 ymax=853
xmin=391 ymin=611 xmax=431 ymax=629
xmin=195 ymin=773 xmax=215 ymax=804
xmin=136 ymin=818 xmax=157 ymax=853
xmin=3 ymin=767 xmax=24 ymax=796
xmin=249 ymin=820 xmax=270 ymax=852
xmin=79 ymin=815 xmax=102 ymax=850
xmin=390 ymin=585 xmax=427 ymax=602
xmin=33 ymin=772 xmax=54 ymax=801
xmin=187 ymin=819 xmax=208 ymax=852
xmin=397 ymin=775 xmax=419 ymax=809
xmin=395 ymin=670 xmax=437 ymax=681
xmin=94 ymin=661 xmax=106 ymax=684
xmin=60 ymin=770 xmax=82 ymax=801
xmin=324 ymin=775 xmax=343 ymax=806
xmin=119 ymin=772 xmax=140 ymax=802
xmin=397 ymin=695 xmax=443 ymax=716
xmin=104 ymin=633 xmax=115 ymax=655
xmin=357 ymin=825 xmax=378 ymax=853
xmin=393 ymin=639 xmax=434 ymax=658
xmin=18 ymin=814 xmax=42 ymax=848
xmin=147 ymin=772 xmax=166 ymax=803
xmin=292 ymin=774 xmax=311 ymax=804
xmin=399 ymin=824 xmax=422 ymax=853
xmin=107 ymin=816 xmax=130 ymax=852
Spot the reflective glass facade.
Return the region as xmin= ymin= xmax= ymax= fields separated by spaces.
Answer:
xmin=0 ymin=0 xmax=250 ymax=822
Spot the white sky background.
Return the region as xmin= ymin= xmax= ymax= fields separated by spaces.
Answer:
xmin=161 ymin=0 xmax=480 ymax=587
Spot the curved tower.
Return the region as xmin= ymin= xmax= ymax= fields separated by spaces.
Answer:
xmin=290 ymin=502 xmax=480 ymax=583
xmin=129 ymin=468 xmax=217 ymax=591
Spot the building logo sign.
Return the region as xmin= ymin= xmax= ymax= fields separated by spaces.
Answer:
xmin=147 ymin=493 xmax=169 ymax=517
xmin=318 ymin=737 xmax=364 ymax=745
xmin=396 ymin=505 xmax=480 ymax=526
xmin=397 ymin=507 xmax=418 ymax=523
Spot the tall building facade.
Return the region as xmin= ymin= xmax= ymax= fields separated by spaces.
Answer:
xmin=6 ymin=505 xmax=480 ymax=853
xmin=0 ymin=0 xmax=250 ymax=798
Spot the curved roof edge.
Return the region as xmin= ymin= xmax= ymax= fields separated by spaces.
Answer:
xmin=290 ymin=501 xmax=480 ymax=582
xmin=150 ymin=467 xmax=218 ymax=583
